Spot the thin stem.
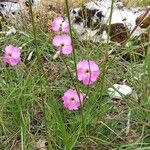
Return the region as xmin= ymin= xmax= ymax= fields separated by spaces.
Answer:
xmin=28 ymin=0 xmax=38 ymax=54
xmin=99 ymin=0 xmax=115 ymax=101
xmin=65 ymin=0 xmax=78 ymax=76
xmin=61 ymin=56 xmax=86 ymax=135
xmin=28 ymin=1 xmax=52 ymax=149
xmin=83 ymin=60 xmax=92 ymax=103
xmin=64 ymin=0 xmax=86 ymax=136
xmin=106 ymin=0 xmax=114 ymax=44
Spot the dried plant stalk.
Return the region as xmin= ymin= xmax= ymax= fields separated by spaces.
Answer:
xmin=40 ymin=0 xmax=87 ymax=8
xmin=123 ymin=0 xmax=150 ymax=7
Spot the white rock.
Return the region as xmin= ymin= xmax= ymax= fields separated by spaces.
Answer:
xmin=73 ymin=22 xmax=85 ymax=34
xmin=81 ymin=28 xmax=100 ymax=42
xmin=101 ymin=31 xmax=109 ymax=43
xmin=108 ymin=83 xmax=132 ymax=99
xmin=0 ymin=2 xmax=23 ymax=14
xmin=71 ymin=0 xmax=149 ymax=42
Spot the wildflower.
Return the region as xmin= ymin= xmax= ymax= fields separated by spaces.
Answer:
xmin=77 ymin=60 xmax=100 ymax=85
xmin=62 ymin=89 xmax=84 ymax=110
xmin=3 ymin=45 xmax=21 ymax=66
xmin=51 ymin=17 xmax=69 ymax=32
xmin=52 ymin=34 xmax=73 ymax=55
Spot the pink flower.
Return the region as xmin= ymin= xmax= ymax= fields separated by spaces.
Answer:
xmin=62 ymin=89 xmax=84 ymax=110
xmin=51 ymin=17 xmax=69 ymax=32
xmin=3 ymin=45 xmax=21 ymax=66
xmin=77 ymin=60 xmax=100 ymax=85
xmin=52 ymin=34 xmax=73 ymax=55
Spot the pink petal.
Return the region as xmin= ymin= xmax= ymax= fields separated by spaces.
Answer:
xmin=51 ymin=17 xmax=64 ymax=31
xmin=64 ymin=89 xmax=74 ymax=96
xmin=9 ymin=58 xmax=20 ymax=66
xmin=11 ymin=47 xmax=21 ymax=59
xmin=51 ymin=22 xmax=60 ymax=31
xmin=77 ymin=60 xmax=88 ymax=70
xmin=4 ymin=45 xmax=13 ymax=54
xmin=82 ymin=76 xmax=93 ymax=85
xmin=55 ymin=17 xmax=64 ymax=23
xmin=77 ymin=60 xmax=100 ymax=85
xmin=81 ymin=71 xmax=99 ymax=85
xmin=63 ymin=100 xmax=79 ymax=110
xmin=89 ymin=60 xmax=100 ymax=72
xmin=78 ymin=93 xmax=84 ymax=102
xmin=3 ymin=57 xmax=20 ymax=66
xmin=62 ymin=21 xmax=69 ymax=32
xmin=61 ymin=45 xmax=73 ymax=55
xmin=61 ymin=34 xmax=72 ymax=45
xmin=3 ymin=57 xmax=10 ymax=64
xmin=52 ymin=35 xmax=62 ymax=47
xmin=62 ymin=89 xmax=84 ymax=111
xmin=3 ymin=45 xmax=21 ymax=66
xmin=91 ymin=71 xmax=100 ymax=82
xmin=77 ymin=68 xmax=86 ymax=81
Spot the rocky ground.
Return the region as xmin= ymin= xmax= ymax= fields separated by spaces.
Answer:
xmin=0 ymin=0 xmax=150 ymax=43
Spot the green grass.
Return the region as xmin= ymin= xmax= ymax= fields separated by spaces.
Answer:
xmin=0 ymin=0 xmax=150 ymax=149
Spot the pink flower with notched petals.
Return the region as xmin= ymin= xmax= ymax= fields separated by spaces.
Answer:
xmin=77 ymin=60 xmax=100 ymax=85
xmin=51 ymin=17 xmax=69 ymax=32
xmin=62 ymin=89 xmax=84 ymax=110
xmin=3 ymin=45 xmax=21 ymax=66
xmin=52 ymin=34 xmax=73 ymax=55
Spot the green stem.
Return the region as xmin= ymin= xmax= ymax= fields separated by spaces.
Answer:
xmin=28 ymin=0 xmax=38 ymax=53
xmin=65 ymin=0 xmax=77 ymax=76
xmin=61 ymin=56 xmax=86 ymax=136
xmin=65 ymin=0 xmax=86 ymax=136
xmin=99 ymin=0 xmax=115 ymax=101
xmin=28 ymin=1 xmax=52 ymax=149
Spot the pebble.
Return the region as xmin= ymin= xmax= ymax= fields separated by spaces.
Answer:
xmin=108 ymin=83 xmax=133 ymax=99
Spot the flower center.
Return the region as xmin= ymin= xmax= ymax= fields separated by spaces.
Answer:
xmin=60 ymin=20 xmax=64 ymax=27
xmin=8 ymin=53 xmax=12 ymax=57
xmin=70 ymin=98 xmax=75 ymax=101
xmin=85 ymin=69 xmax=90 ymax=74
xmin=61 ymin=44 xmax=64 ymax=47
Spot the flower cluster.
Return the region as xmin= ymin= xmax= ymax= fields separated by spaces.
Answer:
xmin=61 ymin=60 xmax=100 ymax=110
xmin=52 ymin=34 xmax=72 ymax=55
xmin=1 ymin=16 xmax=100 ymax=111
xmin=51 ymin=16 xmax=100 ymax=111
xmin=51 ymin=16 xmax=72 ymax=55
xmin=3 ymin=45 xmax=21 ymax=66
xmin=52 ymin=17 xmax=69 ymax=32
xmin=77 ymin=60 xmax=100 ymax=85
xmin=62 ymin=89 xmax=84 ymax=110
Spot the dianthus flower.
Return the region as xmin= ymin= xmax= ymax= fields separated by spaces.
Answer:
xmin=51 ymin=17 xmax=69 ymax=32
xmin=52 ymin=34 xmax=73 ymax=55
xmin=3 ymin=45 xmax=21 ymax=66
xmin=77 ymin=60 xmax=100 ymax=85
xmin=62 ymin=89 xmax=84 ymax=110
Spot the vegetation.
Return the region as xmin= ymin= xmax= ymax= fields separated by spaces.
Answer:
xmin=0 ymin=0 xmax=150 ymax=149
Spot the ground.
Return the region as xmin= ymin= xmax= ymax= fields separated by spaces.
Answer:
xmin=0 ymin=0 xmax=150 ymax=150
